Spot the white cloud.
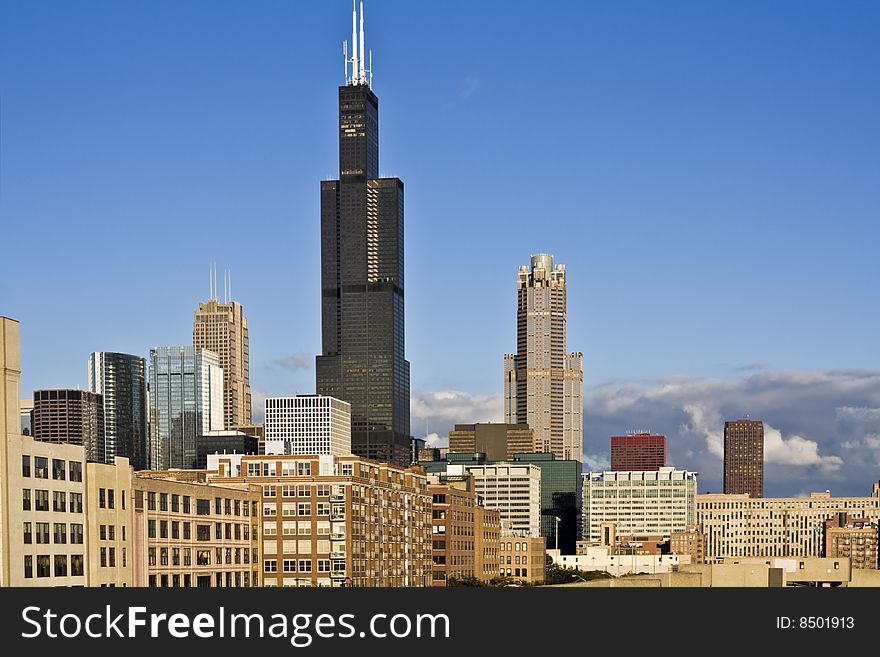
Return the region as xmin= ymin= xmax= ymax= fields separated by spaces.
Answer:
xmin=410 ymin=390 xmax=502 ymax=440
xmin=251 ymin=388 xmax=268 ymax=424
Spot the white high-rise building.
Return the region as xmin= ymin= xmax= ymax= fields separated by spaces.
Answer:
xmin=452 ymin=462 xmax=542 ymax=538
xmin=264 ymin=395 xmax=351 ymax=457
xmin=581 ymin=467 xmax=698 ymax=542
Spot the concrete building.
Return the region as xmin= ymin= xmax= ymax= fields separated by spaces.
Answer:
xmin=824 ymin=513 xmax=878 ymax=569
xmin=462 ymin=462 xmax=542 ymax=538
xmin=504 ymin=254 xmax=583 ymax=463
xmin=264 ymin=395 xmax=351 ymax=457
xmin=33 ymin=389 xmax=105 ymax=464
xmin=723 ymin=418 xmax=764 ymax=497
xmin=670 ymin=525 xmax=707 ymax=565
xmin=86 ymin=458 xmax=134 ymax=586
xmin=429 ymin=475 xmax=477 ymax=586
xmin=550 ymin=546 xmax=688 ymax=577
xmin=197 ymin=430 xmax=259 ymax=469
xmin=697 ymin=486 xmax=880 ymax=562
xmin=193 ymin=293 xmax=251 ymax=429
xmin=88 ymin=352 xmax=149 ymax=470
xmin=500 ymin=536 xmax=545 ymax=584
xmin=475 ymin=505 xmax=501 ymax=582
xmin=20 ymin=398 xmax=33 ymax=436
xmin=610 ymin=432 xmax=666 ymax=471
xmin=448 ymin=423 xmax=535 ymax=461
xmin=209 ymin=454 xmax=433 ymax=587
xmin=148 ymin=346 xmax=224 ymax=471
xmin=132 ymin=470 xmax=262 ymax=587
xmin=582 ymin=468 xmax=698 ymax=542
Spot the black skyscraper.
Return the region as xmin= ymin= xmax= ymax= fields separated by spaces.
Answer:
xmin=316 ymin=4 xmax=411 ymax=466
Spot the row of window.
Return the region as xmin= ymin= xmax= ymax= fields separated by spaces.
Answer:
xmin=264 ymin=484 xmax=332 ymax=498
xmin=147 ymin=520 xmax=252 ymax=541
xmin=148 ymin=571 xmax=255 ymax=588
xmin=23 ymin=554 xmax=84 ymax=578
xmin=148 ymin=546 xmax=255 ymax=567
xmin=22 ymin=489 xmax=84 ymax=513
xmin=263 ymin=503 xmax=331 ymax=517
xmin=23 ymin=521 xmax=84 ymax=545
xmin=264 ymin=559 xmax=338 ymax=574
xmin=21 ymin=456 xmax=83 ymax=482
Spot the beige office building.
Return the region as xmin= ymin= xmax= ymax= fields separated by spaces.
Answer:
xmin=86 ymin=458 xmax=134 ymax=586
xmin=475 ymin=505 xmax=501 ymax=581
xmin=429 ymin=477 xmax=476 ymax=586
xmin=697 ymin=486 xmax=880 ymax=562
xmin=194 ymin=296 xmax=251 ymax=428
xmin=448 ymin=423 xmax=535 ymax=461
xmin=210 ymin=454 xmax=433 ymax=587
xmin=824 ymin=513 xmax=879 ymax=569
xmin=132 ymin=470 xmax=262 ymax=587
xmin=504 ymin=254 xmax=583 ymax=463
xmin=462 ymin=462 xmax=542 ymax=538
xmin=499 ymin=536 xmax=545 ymax=584
xmin=670 ymin=525 xmax=707 ymax=565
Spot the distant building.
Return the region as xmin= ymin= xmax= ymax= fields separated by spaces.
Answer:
xmin=550 ymin=546 xmax=688 ymax=577
xmin=20 ymin=398 xmax=33 ymax=436
xmin=264 ymin=395 xmax=351 ymax=457
xmin=193 ymin=293 xmax=251 ymax=428
xmin=697 ymin=487 xmax=880 ymax=562
xmin=824 ymin=513 xmax=879 ymax=569
xmin=475 ymin=505 xmax=502 ymax=582
xmin=582 ymin=468 xmax=698 ymax=542
xmin=86 ymin=457 xmax=134 ymax=587
xmin=88 ymin=352 xmax=149 ymax=470
xmin=670 ymin=525 xmax=707 ymax=565
xmin=429 ymin=474 xmax=478 ymax=586
xmin=148 ymin=346 xmax=224 ymax=471
xmin=33 ymin=389 xmax=105 ymax=464
xmin=611 ymin=432 xmax=666 ymax=471
xmin=448 ymin=423 xmax=535 ymax=461
xmin=196 ymin=430 xmax=258 ymax=470
xmin=230 ymin=424 xmax=265 ymax=455
xmin=504 ymin=254 xmax=583 ymax=462
xmin=512 ymin=452 xmax=581 ymax=554
xmin=723 ymin=418 xmax=764 ymax=498
xmin=499 ymin=536 xmax=545 ymax=584
xmin=461 ymin=462 xmax=542 ymax=538
xmin=418 ymin=447 xmax=442 ymax=463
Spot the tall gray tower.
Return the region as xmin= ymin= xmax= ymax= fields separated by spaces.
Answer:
xmin=316 ymin=2 xmax=411 ymax=466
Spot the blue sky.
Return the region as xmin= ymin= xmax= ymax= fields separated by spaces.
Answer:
xmin=2 ymin=1 xmax=879 ymax=494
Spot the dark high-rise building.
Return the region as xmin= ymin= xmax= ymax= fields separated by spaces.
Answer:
xmin=88 ymin=352 xmax=149 ymax=470
xmin=448 ymin=422 xmax=536 ymax=461
xmin=610 ymin=432 xmax=667 ymax=471
xmin=723 ymin=418 xmax=764 ymax=498
xmin=32 ymin=389 xmax=104 ymax=463
xmin=316 ymin=3 xmax=411 ymax=467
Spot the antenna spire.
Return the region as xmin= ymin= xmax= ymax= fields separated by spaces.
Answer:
xmin=359 ymin=1 xmax=365 ymax=84
xmin=351 ymin=1 xmax=358 ymax=84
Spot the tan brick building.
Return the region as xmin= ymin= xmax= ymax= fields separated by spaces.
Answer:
xmin=429 ymin=479 xmax=475 ymax=585
xmin=499 ymin=536 xmax=545 ymax=584
xmin=697 ymin=487 xmax=880 ymax=562
xmin=475 ymin=505 xmax=501 ymax=581
xmin=670 ymin=525 xmax=706 ymax=565
xmin=132 ymin=470 xmax=262 ymax=587
xmin=210 ymin=454 xmax=433 ymax=587
xmin=86 ymin=459 xmax=134 ymax=586
xmin=824 ymin=513 xmax=878 ymax=569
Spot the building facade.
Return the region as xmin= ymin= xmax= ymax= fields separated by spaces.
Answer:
xmin=464 ymin=463 xmax=542 ymax=538
xmin=132 ymin=471 xmax=262 ymax=587
xmin=448 ymin=423 xmax=535 ymax=461
xmin=33 ymin=389 xmax=105 ymax=464
xmin=210 ymin=453 xmax=433 ymax=587
xmin=148 ymin=346 xmax=224 ymax=471
xmin=197 ymin=430 xmax=259 ymax=470
xmin=264 ymin=395 xmax=352 ymax=457
xmin=670 ymin=525 xmax=707 ymax=565
xmin=316 ymin=7 xmax=411 ymax=468
xmin=582 ymin=468 xmax=698 ymax=542
xmin=824 ymin=513 xmax=878 ymax=569
xmin=88 ymin=351 xmax=149 ymax=470
xmin=193 ymin=297 xmax=251 ymax=428
xmin=86 ymin=458 xmax=134 ymax=586
xmin=475 ymin=505 xmax=501 ymax=582
xmin=697 ymin=487 xmax=880 ymax=562
xmin=429 ymin=476 xmax=476 ymax=586
xmin=504 ymin=254 xmax=583 ymax=462
xmin=610 ymin=432 xmax=666 ymax=471
xmin=499 ymin=536 xmax=546 ymax=584
xmin=723 ymin=418 xmax=764 ymax=498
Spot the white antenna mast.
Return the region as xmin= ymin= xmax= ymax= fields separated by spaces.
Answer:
xmin=343 ymin=40 xmax=348 ymax=83
xmin=208 ymin=264 xmax=212 ymax=300
xmin=351 ymin=1 xmax=358 ymax=84
xmin=224 ymin=269 xmax=228 ymax=304
xmin=229 ymin=271 xmax=232 ymax=301
xmin=369 ymin=50 xmax=372 ymax=87
xmin=359 ymin=1 xmax=365 ymax=83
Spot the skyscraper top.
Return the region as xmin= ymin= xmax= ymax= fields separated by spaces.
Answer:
xmin=344 ymin=1 xmax=372 ymax=87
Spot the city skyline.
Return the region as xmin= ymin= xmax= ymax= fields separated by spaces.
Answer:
xmin=2 ymin=1 xmax=880 ymax=496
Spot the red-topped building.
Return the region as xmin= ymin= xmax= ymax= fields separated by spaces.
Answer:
xmin=610 ymin=433 xmax=666 ymax=471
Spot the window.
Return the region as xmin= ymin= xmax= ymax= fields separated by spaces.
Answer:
xmin=22 ymin=455 xmax=30 ymax=478
xmin=197 ymin=550 xmax=211 ymax=566
xmin=54 ymin=555 xmax=67 ymax=577
xmin=108 ymin=525 xmax=115 ymax=540
xmin=316 ymin=503 xmax=330 ymax=516
xmin=70 ymin=524 xmax=84 ymax=544
xmin=196 ymin=499 xmax=210 ymax=515
xmin=283 ymin=560 xmax=296 ymax=573
xmin=101 ymin=548 xmax=107 ymax=568
xmin=148 ymin=548 xmax=156 ymax=567
xmin=317 ymin=559 xmax=330 ymax=573
xmin=183 ymin=496 xmax=191 ymax=514
xmin=122 ymin=548 xmax=127 ymax=567
xmin=159 ymin=493 xmax=167 ymax=511
xmin=160 ymin=548 xmax=168 ymax=566
xmin=171 ymin=494 xmax=179 ymax=512
xmin=297 ymin=462 xmax=311 ymax=476
xmin=297 ymin=485 xmax=310 ymax=497
xmin=53 ymin=491 xmax=66 ymax=512
xmin=22 ymin=488 xmax=31 ymax=511
xmin=70 ymin=554 xmax=84 ymax=576
xmin=224 ymin=499 xmax=231 ymax=515
xmin=298 ymin=560 xmax=312 ymax=573
xmin=69 ymin=461 xmax=82 ymax=482
xmin=215 ymin=547 xmax=222 ymax=564
xmin=184 ymin=548 xmax=191 ymax=566
xmin=148 ymin=520 xmax=156 ymax=539
xmin=281 ymin=485 xmax=295 ymax=498
xmin=172 ymin=522 xmax=180 ymax=539
xmin=298 ymin=503 xmax=311 ymax=517
xmin=215 ymin=497 xmax=222 ymax=515
xmin=24 ymin=555 xmax=33 ymax=579
xmin=36 ymin=555 xmax=51 ymax=577
xmin=99 ymin=488 xmax=107 ymax=509
xmin=53 ymin=523 xmax=67 ymax=544
xmin=122 ymin=490 xmax=126 ymax=510
xmin=52 ymin=459 xmax=65 ymax=480
xmin=160 ymin=521 xmax=168 ymax=539
xmin=341 ymin=463 xmax=354 ymax=476
xmin=183 ymin=522 xmax=191 ymax=540
xmin=215 ymin=522 xmax=222 ymax=539
xmin=265 ymin=559 xmax=277 ymax=573
xmin=35 ymin=489 xmax=49 ymax=511
xmin=225 ymin=523 xmax=232 ymax=540
xmin=108 ymin=489 xmax=115 ymax=509
xmin=69 ymin=493 xmax=83 ymax=513
xmin=34 ymin=457 xmax=48 ymax=479
xmin=197 ymin=524 xmax=211 ymax=541
xmin=100 ymin=525 xmax=106 ymax=541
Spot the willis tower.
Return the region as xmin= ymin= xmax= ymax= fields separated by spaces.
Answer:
xmin=317 ymin=2 xmax=411 ymax=466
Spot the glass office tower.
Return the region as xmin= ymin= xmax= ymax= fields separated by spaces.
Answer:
xmin=89 ymin=351 xmax=148 ymax=470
